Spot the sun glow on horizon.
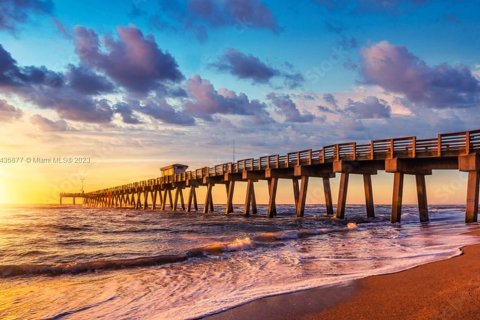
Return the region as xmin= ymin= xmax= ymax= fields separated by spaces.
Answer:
xmin=0 ymin=181 xmax=8 ymax=204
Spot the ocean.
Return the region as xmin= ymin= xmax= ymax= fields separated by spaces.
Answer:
xmin=0 ymin=204 xmax=478 ymax=319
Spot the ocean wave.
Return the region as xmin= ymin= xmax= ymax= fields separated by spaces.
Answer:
xmin=101 ymin=227 xmax=171 ymax=234
xmin=0 ymin=254 xmax=189 ymax=278
xmin=0 ymin=237 xmax=256 ymax=278
xmin=253 ymin=227 xmax=349 ymax=242
xmin=18 ymin=250 xmax=48 ymax=257
xmin=194 ymin=237 xmax=254 ymax=255
xmin=347 ymin=222 xmax=358 ymax=229
xmin=57 ymin=225 xmax=87 ymax=232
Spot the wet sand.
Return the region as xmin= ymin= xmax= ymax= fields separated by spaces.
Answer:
xmin=207 ymin=231 xmax=480 ymax=320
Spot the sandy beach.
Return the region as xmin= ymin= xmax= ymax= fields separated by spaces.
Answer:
xmin=207 ymin=231 xmax=480 ymax=320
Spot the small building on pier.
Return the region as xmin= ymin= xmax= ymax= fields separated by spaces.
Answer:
xmin=160 ymin=164 xmax=188 ymax=177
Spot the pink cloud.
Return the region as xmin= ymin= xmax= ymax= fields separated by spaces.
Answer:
xmin=360 ymin=41 xmax=480 ymax=108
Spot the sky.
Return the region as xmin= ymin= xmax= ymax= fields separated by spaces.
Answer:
xmin=0 ymin=0 xmax=479 ymax=205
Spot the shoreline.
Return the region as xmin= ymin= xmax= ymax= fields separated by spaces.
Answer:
xmin=206 ymin=230 xmax=480 ymax=320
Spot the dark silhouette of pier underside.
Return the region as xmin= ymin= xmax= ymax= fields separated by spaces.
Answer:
xmin=60 ymin=129 xmax=480 ymax=223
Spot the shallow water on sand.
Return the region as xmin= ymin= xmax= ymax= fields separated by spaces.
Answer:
xmin=0 ymin=204 xmax=478 ymax=319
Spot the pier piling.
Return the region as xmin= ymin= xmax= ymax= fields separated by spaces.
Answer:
xmin=267 ymin=178 xmax=278 ymax=218
xmin=391 ymin=172 xmax=404 ymax=223
xmin=226 ymin=181 xmax=235 ymax=215
xmin=336 ymin=173 xmax=349 ymax=219
xmin=322 ymin=177 xmax=334 ymax=215
xmin=363 ymin=174 xmax=375 ymax=218
xmin=416 ymin=174 xmax=429 ymax=222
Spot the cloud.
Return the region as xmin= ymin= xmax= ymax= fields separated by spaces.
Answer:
xmin=152 ymin=0 xmax=278 ymax=41
xmin=211 ymin=48 xmax=277 ymax=83
xmin=0 ymin=43 xmax=114 ymax=123
xmin=317 ymin=93 xmax=343 ymax=114
xmin=316 ymin=93 xmax=391 ymax=119
xmin=27 ymin=88 xmax=115 ymax=123
xmin=30 ymin=114 xmax=69 ymax=131
xmin=0 ymin=39 xmax=196 ymax=126
xmin=52 ymin=18 xmax=70 ymax=38
xmin=323 ymin=93 xmax=339 ymax=109
xmin=74 ymin=25 xmax=184 ymax=94
xmin=0 ymin=44 xmax=21 ymax=86
xmin=346 ymin=96 xmax=391 ymax=119
xmin=114 ymin=102 xmax=143 ymax=124
xmin=474 ymin=65 xmax=480 ymax=80
xmin=223 ymin=0 xmax=278 ymax=31
xmin=114 ymin=96 xmax=195 ymax=126
xmin=0 ymin=99 xmax=23 ymax=122
xmin=137 ymin=98 xmax=196 ymax=126
xmin=211 ymin=48 xmax=304 ymax=88
xmin=337 ymin=36 xmax=357 ymax=51
xmin=185 ymin=75 xmax=271 ymax=121
xmin=360 ymin=41 xmax=480 ymax=108
xmin=313 ymin=0 xmax=429 ymax=14
xmin=66 ymin=65 xmax=115 ymax=95
xmin=0 ymin=0 xmax=53 ymax=32
xmin=267 ymin=93 xmax=314 ymax=122
xmin=0 ymin=44 xmax=63 ymax=89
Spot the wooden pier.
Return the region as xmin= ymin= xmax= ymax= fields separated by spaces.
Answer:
xmin=61 ymin=129 xmax=480 ymax=223
xmin=59 ymin=192 xmax=85 ymax=205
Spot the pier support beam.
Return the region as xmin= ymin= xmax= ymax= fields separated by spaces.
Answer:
xmin=152 ymin=190 xmax=157 ymax=210
xmin=167 ymin=189 xmax=173 ymax=210
xmin=391 ymin=172 xmax=404 ymax=223
xmin=244 ymin=180 xmax=257 ymax=216
xmin=203 ymin=183 xmax=214 ymax=214
xmin=292 ymin=178 xmax=299 ymax=206
xmin=466 ymin=171 xmax=479 ymax=223
xmin=161 ymin=189 xmax=171 ymax=211
xmin=322 ymin=177 xmax=334 ymax=215
xmin=187 ymin=186 xmax=198 ymax=212
xmin=296 ymin=176 xmax=309 ymax=217
xmin=173 ymin=187 xmax=180 ymax=211
xmin=416 ymin=174 xmax=429 ymax=222
xmin=335 ymin=173 xmax=349 ymax=219
xmin=333 ymin=160 xmax=376 ymax=218
xmin=173 ymin=187 xmax=185 ymax=211
xmin=180 ymin=188 xmax=185 ymax=211
xmin=459 ymin=154 xmax=479 ymax=223
xmin=363 ymin=174 xmax=375 ymax=218
xmin=136 ymin=191 xmax=142 ymax=209
xmin=143 ymin=190 xmax=149 ymax=210
xmin=161 ymin=191 xmax=166 ymax=211
xmin=160 ymin=189 xmax=168 ymax=211
xmin=387 ymin=159 xmax=432 ymax=223
xmin=157 ymin=189 xmax=163 ymax=210
xmin=226 ymin=181 xmax=235 ymax=215
xmin=267 ymin=178 xmax=278 ymax=218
